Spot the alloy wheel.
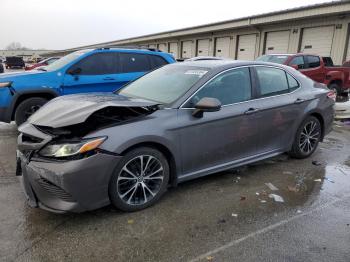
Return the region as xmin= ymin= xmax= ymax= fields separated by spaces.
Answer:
xmin=299 ymin=120 xmax=320 ymax=154
xmin=117 ymin=155 xmax=164 ymax=206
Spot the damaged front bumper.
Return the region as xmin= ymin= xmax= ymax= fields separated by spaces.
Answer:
xmin=16 ymin=123 xmax=122 ymax=213
xmin=17 ymin=150 xmax=121 ymax=213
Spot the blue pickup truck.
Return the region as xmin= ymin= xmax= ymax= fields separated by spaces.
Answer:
xmin=0 ymin=48 xmax=176 ymax=125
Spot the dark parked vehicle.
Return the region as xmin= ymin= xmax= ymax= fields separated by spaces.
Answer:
xmin=0 ymin=62 xmax=3 ymax=74
xmin=5 ymin=56 xmax=25 ymax=69
xmin=256 ymin=54 xmax=350 ymax=95
xmin=17 ymin=60 xmax=334 ymax=213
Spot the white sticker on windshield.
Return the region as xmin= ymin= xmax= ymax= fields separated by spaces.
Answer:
xmin=185 ymin=70 xmax=208 ymax=77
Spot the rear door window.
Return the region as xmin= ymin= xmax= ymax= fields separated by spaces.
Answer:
xmin=255 ymin=67 xmax=289 ymax=97
xmin=306 ymin=56 xmax=321 ymax=68
xmin=69 ymin=53 xmax=118 ymax=75
xmin=119 ymin=53 xmax=151 ymax=73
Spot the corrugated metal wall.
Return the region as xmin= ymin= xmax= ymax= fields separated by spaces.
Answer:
xmin=134 ymin=16 xmax=350 ymax=65
xmin=42 ymin=2 xmax=350 ymax=64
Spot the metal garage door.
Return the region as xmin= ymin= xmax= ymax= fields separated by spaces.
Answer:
xmin=300 ymin=26 xmax=335 ymax=56
xmin=215 ymin=37 xmax=230 ymax=57
xmin=169 ymin=42 xmax=179 ymax=59
xmin=197 ymin=39 xmax=210 ymax=56
xmin=346 ymin=35 xmax=350 ymax=61
xmin=158 ymin=43 xmax=167 ymax=52
xmin=237 ymin=34 xmax=257 ymax=60
xmin=265 ymin=31 xmax=290 ymax=54
xmin=182 ymin=41 xmax=193 ymax=59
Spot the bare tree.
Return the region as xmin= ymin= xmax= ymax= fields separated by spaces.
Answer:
xmin=6 ymin=42 xmax=30 ymax=50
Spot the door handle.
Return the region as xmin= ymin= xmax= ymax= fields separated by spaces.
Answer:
xmin=244 ymin=108 xmax=260 ymax=115
xmin=103 ymin=77 xmax=115 ymax=81
xmin=294 ymin=98 xmax=305 ymax=104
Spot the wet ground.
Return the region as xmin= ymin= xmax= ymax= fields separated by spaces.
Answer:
xmin=0 ymin=121 xmax=349 ymax=262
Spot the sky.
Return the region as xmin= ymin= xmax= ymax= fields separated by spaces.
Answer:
xmin=0 ymin=0 xmax=335 ymax=50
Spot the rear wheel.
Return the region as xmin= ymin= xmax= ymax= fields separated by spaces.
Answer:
xmin=14 ymin=97 xmax=48 ymax=126
xmin=109 ymin=147 xmax=169 ymax=212
xmin=289 ymin=116 xmax=322 ymax=159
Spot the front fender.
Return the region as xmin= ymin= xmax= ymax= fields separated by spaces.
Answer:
xmin=92 ymin=127 xmax=181 ymax=179
xmin=113 ymin=135 xmax=177 ymax=156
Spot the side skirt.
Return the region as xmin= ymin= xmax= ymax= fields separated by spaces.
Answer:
xmin=177 ymin=149 xmax=285 ymax=183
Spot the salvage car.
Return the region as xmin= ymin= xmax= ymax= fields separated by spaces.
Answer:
xmin=17 ymin=60 xmax=334 ymax=213
xmin=0 ymin=47 xmax=175 ymax=125
xmin=256 ymin=54 xmax=350 ymax=95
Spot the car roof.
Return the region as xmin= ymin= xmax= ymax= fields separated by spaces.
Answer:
xmin=82 ymin=47 xmax=170 ymax=55
xmin=262 ymin=53 xmax=322 ymax=57
xmin=78 ymin=48 xmax=174 ymax=60
xmin=172 ymin=60 xmax=287 ymax=70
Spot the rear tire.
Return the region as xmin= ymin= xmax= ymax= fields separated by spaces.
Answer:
xmin=109 ymin=147 xmax=169 ymax=212
xmin=289 ymin=116 xmax=322 ymax=159
xmin=14 ymin=97 xmax=48 ymax=126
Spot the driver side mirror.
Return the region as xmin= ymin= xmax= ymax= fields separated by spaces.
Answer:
xmin=192 ymin=97 xmax=221 ymax=118
xmin=67 ymin=67 xmax=82 ymax=75
xmin=290 ymin=64 xmax=299 ymax=70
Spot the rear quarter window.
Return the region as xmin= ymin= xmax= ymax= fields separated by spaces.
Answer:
xmin=286 ymin=73 xmax=299 ymax=91
xmin=149 ymin=55 xmax=168 ymax=69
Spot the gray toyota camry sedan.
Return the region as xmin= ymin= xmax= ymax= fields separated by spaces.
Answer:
xmin=17 ymin=60 xmax=335 ymax=213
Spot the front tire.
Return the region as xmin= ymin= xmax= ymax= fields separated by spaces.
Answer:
xmin=289 ymin=116 xmax=322 ymax=159
xmin=14 ymin=97 xmax=48 ymax=126
xmin=109 ymin=147 xmax=170 ymax=212
xmin=328 ymin=83 xmax=342 ymax=96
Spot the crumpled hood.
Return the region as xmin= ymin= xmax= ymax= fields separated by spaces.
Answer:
xmin=28 ymin=93 xmax=159 ymax=128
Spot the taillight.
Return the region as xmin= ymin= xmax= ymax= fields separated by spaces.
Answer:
xmin=327 ymin=90 xmax=336 ymax=101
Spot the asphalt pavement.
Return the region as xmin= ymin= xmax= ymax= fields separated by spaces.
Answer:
xmin=0 ymin=121 xmax=349 ymax=262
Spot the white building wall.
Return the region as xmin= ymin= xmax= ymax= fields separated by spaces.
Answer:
xmin=41 ymin=3 xmax=350 ymax=64
xmin=0 ymin=50 xmax=55 ymax=58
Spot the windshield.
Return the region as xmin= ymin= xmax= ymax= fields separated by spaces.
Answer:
xmin=45 ymin=50 xmax=88 ymax=71
xmin=256 ymin=55 xmax=289 ymax=64
xmin=118 ymin=65 xmax=209 ymax=104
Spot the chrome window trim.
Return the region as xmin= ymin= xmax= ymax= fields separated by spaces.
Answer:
xmin=180 ymin=64 xmax=301 ymax=109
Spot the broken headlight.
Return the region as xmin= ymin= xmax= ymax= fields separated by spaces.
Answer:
xmin=39 ymin=137 xmax=107 ymax=158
